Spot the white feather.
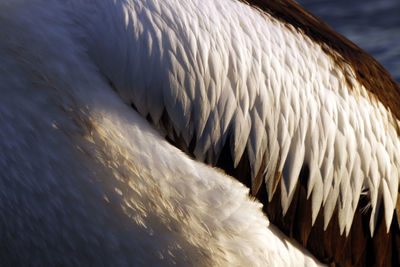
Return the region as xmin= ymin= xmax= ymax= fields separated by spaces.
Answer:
xmin=2 ymin=0 xmax=400 ymax=264
xmin=71 ymin=0 xmax=400 ymax=233
xmin=0 ymin=0 xmax=326 ymax=265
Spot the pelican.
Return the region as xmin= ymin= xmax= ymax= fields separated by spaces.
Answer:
xmin=1 ymin=0 xmax=399 ymax=266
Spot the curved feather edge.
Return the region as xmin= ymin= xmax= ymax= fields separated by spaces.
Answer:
xmin=4 ymin=0 xmax=400 ymax=265
xmin=69 ymin=0 xmax=399 ymax=251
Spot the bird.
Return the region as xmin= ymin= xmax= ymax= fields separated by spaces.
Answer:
xmin=0 ymin=0 xmax=399 ymax=266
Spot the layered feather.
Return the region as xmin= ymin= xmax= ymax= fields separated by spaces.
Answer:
xmin=0 ymin=0 xmax=325 ymax=265
xmin=73 ymin=0 xmax=400 ymax=236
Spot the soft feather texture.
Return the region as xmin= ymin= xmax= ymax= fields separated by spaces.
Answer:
xmin=0 ymin=0 xmax=323 ymax=265
xmin=71 ymin=0 xmax=400 ymax=235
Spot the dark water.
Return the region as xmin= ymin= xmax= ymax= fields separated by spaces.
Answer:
xmin=298 ymin=0 xmax=400 ymax=83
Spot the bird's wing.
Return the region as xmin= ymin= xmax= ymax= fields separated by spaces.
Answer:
xmin=72 ymin=0 xmax=400 ymax=265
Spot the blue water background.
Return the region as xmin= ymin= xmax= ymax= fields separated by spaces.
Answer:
xmin=298 ymin=0 xmax=400 ymax=82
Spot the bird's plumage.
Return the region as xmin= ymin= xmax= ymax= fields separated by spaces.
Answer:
xmin=1 ymin=0 xmax=399 ymax=265
xmin=0 ymin=0 xmax=322 ymax=265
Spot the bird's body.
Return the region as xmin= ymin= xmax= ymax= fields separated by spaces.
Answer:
xmin=1 ymin=0 xmax=399 ymax=265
